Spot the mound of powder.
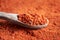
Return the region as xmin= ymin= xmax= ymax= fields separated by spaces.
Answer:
xmin=18 ymin=13 xmax=47 ymax=26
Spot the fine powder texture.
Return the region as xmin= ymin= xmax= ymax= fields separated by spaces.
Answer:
xmin=18 ymin=13 xmax=46 ymax=26
xmin=0 ymin=0 xmax=60 ymax=40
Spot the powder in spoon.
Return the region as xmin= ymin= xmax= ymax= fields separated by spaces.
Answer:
xmin=18 ymin=13 xmax=47 ymax=26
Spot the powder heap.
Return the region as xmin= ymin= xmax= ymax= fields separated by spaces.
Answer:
xmin=18 ymin=13 xmax=47 ymax=26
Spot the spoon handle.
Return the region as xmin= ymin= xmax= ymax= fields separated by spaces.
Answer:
xmin=0 ymin=12 xmax=18 ymax=20
xmin=0 ymin=12 xmax=20 ymax=24
xmin=0 ymin=12 xmax=9 ymax=20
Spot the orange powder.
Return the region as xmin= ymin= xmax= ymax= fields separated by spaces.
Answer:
xmin=0 ymin=0 xmax=60 ymax=40
xmin=18 ymin=13 xmax=47 ymax=26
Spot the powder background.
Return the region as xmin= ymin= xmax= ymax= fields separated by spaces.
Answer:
xmin=0 ymin=0 xmax=60 ymax=40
